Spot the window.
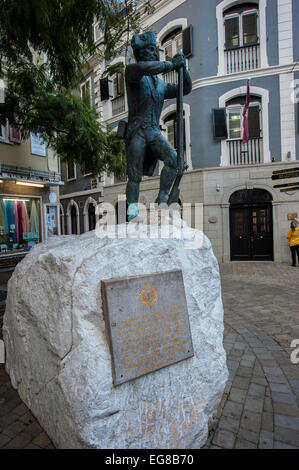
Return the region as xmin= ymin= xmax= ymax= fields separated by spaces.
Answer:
xmin=162 ymin=28 xmax=183 ymax=61
xmin=0 ymin=120 xmax=21 ymax=144
xmin=224 ymin=7 xmax=258 ymax=50
xmin=111 ymin=72 xmax=125 ymax=116
xmin=66 ymin=162 xmax=76 ymax=181
xmin=0 ymin=197 xmax=41 ymax=254
xmin=81 ymin=78 xmax=92 ymax=107
xmin=227 ymin=103 xmax=261 ymax=141
xmin=226 ymin=98 xmax=262 ymax=165
xmin=163 ymin=112 xmax=186 ymax=154
xmin=223 ymin=4 xmax=260 ymax=73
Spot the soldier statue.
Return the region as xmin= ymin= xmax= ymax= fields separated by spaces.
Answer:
xmin=125 ymin=31 xmax=192 ymax=221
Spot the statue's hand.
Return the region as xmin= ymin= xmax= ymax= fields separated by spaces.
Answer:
xmin=172 ymin=53 xmax=186 ymax=71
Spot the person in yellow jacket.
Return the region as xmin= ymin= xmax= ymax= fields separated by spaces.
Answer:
xmin=286 ymin=221 xmax=299 ymax=266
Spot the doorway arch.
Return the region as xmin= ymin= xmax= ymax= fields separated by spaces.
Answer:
xmin=229 ymin=188 xmax=273 ymax=261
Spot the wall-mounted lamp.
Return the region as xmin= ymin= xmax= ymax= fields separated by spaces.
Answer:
xmin=216 ymin=184 xmax=221 ymax=192
xmin=287 ymin=151 xmax=291 ymax=160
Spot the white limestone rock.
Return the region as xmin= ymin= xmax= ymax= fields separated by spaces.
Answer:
xmin=3 ymin=221 xmax=228 ymax=449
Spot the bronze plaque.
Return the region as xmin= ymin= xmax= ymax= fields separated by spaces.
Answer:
xmin=101 ymin=270 xmax=194 ymax=386
xmin=287 ymin=213 xmax=298 ymax=220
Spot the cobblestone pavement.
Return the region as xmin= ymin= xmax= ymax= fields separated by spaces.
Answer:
xmin=0 ymin=262 xmax=299 ymax=449
xmin=204 ymin=262 xmax=299 ymax=449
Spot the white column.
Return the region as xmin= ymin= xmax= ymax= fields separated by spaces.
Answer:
xmin=279 ymin=73 xmax=296 ymax=160
xmin=278 ymin=0 xmax=294 ymax=66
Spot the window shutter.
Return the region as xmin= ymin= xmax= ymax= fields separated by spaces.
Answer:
xmin=100 ymin=77 xmax=109 ymax=101
xmin=183 ymin=25 xmax=193 ymax=58
xmin=117 ymin=73 xmax=124 ymax=96
xmin=212 ymin=108 xmax=228 ymax=139
xmin=9 ymin=126 xmax=22 ymax=143
xmin=248 ymin=106 xmax=260 ymax=138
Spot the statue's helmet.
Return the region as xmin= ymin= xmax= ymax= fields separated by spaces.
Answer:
xmin=131 ymin=32 xmax=156 ymax=58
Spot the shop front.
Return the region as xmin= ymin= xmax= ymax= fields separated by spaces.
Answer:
xmin=0 ymin=176 xmax=62 ymax=271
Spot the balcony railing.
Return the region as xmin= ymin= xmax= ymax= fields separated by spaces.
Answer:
xmin=162 ymin=70 xmax=178 ymax=84
xmin=225 ymin=44 xmax=260 ymax=74
xmin=228 ymin=137 xmax=263 ymax=166
xmin=112 ymin=94 xmax=125 ymax=116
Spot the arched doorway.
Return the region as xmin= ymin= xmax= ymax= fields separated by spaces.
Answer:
xmin=229 ymin=189 xmax=273 ymax=261
xmin=71 ymin=205 xmax=78 ymax=234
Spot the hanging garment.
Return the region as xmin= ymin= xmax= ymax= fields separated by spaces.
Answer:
xmin=17 ymin=201 xmax=23 ymax=243
xmin=0 ymin=203 xmax=7 ymax=244
xmin=2 ymin=200 xmax=9 ymax=234
xmin=29 ymin=200 xmax=39 ymax=234
xmin=6 ymin=199 xmax=17 ymax=243
xmin=21 ymin=201 xmax=30 ymax=234
xmin=13 ymin=201 xmax=19 ymax=244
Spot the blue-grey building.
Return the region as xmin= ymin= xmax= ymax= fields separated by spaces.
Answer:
xmin=60 ymin=0 xmax=299 ymax=263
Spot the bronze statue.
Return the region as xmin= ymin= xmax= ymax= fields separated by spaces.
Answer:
xmin=125 ymin=31 xmax=192 ymax=221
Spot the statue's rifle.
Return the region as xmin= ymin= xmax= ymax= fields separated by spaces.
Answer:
xmin=168 ymin=64 xmax=188 ymax=205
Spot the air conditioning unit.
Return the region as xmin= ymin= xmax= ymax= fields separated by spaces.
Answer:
xmin=90 ymin=177 xmax=102 ymax=189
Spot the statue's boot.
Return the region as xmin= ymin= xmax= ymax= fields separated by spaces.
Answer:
xmin=155 ymin=165 xmax=176 ymax=205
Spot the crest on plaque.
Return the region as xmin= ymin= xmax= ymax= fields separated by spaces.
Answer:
xmin=139 ymin=282 xmax=158 ymax=307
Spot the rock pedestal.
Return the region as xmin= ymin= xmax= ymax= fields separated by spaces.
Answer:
xmin=3 ymin=220 xmax=228 ymax=448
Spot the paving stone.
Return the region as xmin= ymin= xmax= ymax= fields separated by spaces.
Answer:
xmin=0 ymin=412 xmax=19 ymax=432
xmin=2 ymin=420 xmax=27 ymax=438
xmin=232 ymin=376 xmax=251 ymax=390
xmin=244 ymin=397 xmax=264 ymax=414
xmin=273 ymin=402 xmax=299 ymax=418
xmin=212 ymin=429 xmax=236 ymax=449
xmin=273 ymin=441 xmax=299 ymax=449
xmin=240 ymin=411 xmax=262 ymax=434
xmin=238 ymin=427 xmax=259 ymax=444
xmin=274 ymin=427 xmax=299 ymax=447
xmin=258 ymin=430 xmax=273 ymax=449
xmin=218 ymin=415 xmax=240 ymax=433
xmin=261 ymin=412 xmax=273 ymax=432
xmin=236 ymin=366 xmax=252 ymax=378
xmin=32 ymin=432 xmax=51 ymax=448
xmin=269 ymin=382 xmax=292 ymax=394
xmin=228 ymin=387 xmax=247 ymax=404
xmin=263 ymin=396 xmax=273 ymax=413
xmin=247 ymin=383 xmax=266 ymax=398
xmin=274 ymin=414 xmax=299 ymax=431
xmin=0 ymin=433 xmax=11 ymax=447
xmin=271 ymin=392 xmax=297 ymax=405
xmin=24 ymin=421 xmax=43 ymax=439
xmin=235 ymin=438 xmax=257 ymax=449
xmin=3 ymin=432 xmax=32 ymax=449
xmin=222 ymin=401 xmax=243 ymax=420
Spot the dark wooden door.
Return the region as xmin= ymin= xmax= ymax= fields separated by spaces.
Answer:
xmin=230 ymin=205 xmax=273 ymax=261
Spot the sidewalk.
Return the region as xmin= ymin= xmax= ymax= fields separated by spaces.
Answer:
xmin=204 ymin=262 xmax=299 ymax=449
xmin=0 ymin=262 xmax=299 ymax=449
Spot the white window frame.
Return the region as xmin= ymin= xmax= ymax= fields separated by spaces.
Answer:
xmin=160 ymin=102 xmax=192 ymax=173
xmin=0 ymin=120 xmax=11 ymax=144
xmin=224 ymin=9 xmax=259 ymax=50
xmin=66 ymin=199 xmax=80 ymax=235
xmin=217 ymin=0 xmax=268 ymax=76
xmin=66 ymin=162 xmax=77 ymax=182
xmin=219 ymin=85 xmax=270 ymax=166
xmin=226 ymin=101 xmax=262 ymax=141
xmin=80 ymin=77 xmax=92 ymax=107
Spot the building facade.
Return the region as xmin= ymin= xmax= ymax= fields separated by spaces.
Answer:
xmin=0 ymin=86 xmax=63 ymax=270
xmin=61 ymin=0 xmax=299 ymax=263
